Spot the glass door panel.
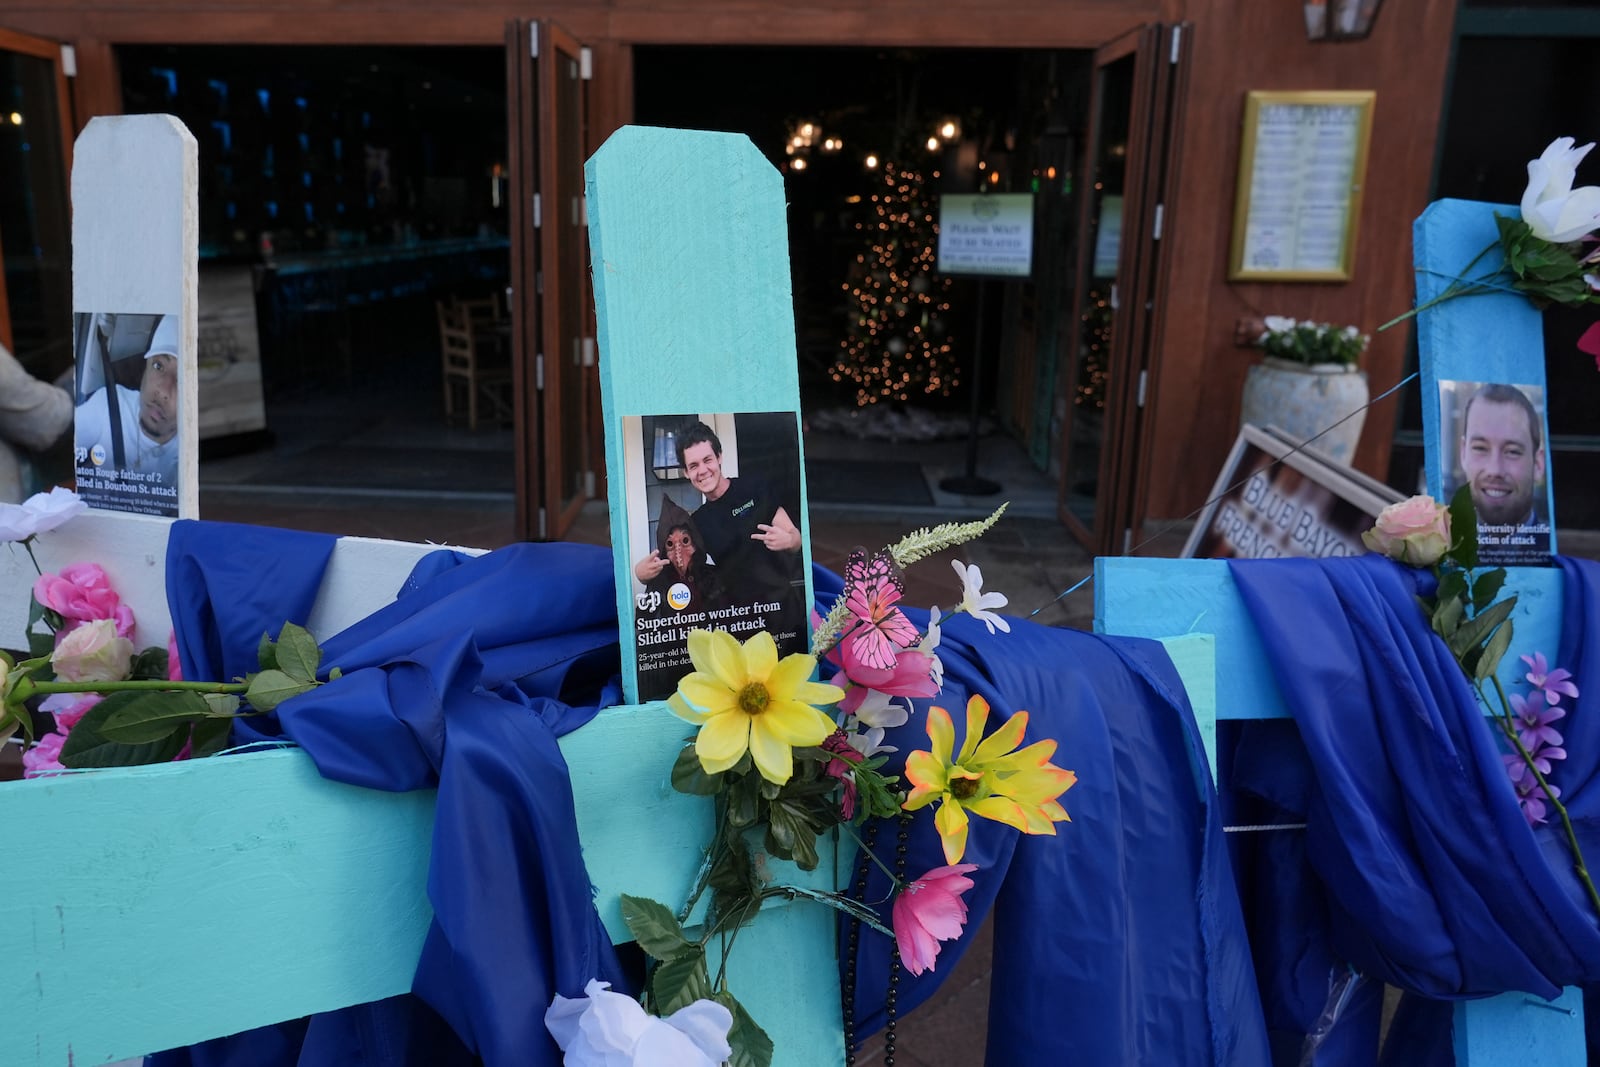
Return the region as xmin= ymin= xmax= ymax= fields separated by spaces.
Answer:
xmin=542 ymin=23 xmax=589 ymax=538
xmin=0 ymin=28 xmax=74 ymax=379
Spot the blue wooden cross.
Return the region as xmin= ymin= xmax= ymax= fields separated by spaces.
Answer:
xmin=1097 ymin=197 xmax=1583 ymax=1066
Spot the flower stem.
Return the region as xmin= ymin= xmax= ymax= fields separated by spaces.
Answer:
xmin=1481 ymin=674 xmax=1600 ymax=919
xmin=20 ymin=536 xmax=42 ymax=577
xmin=1378 ymin=239 xmax=1504 ymax=332
xmin=32 ymin=679 xmax=248 ymax=695
xmin=840 ymin=821 xmax=903 ymax=889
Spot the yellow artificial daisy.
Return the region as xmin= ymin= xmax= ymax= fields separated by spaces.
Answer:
xmin=668 ymin=629 xmax=844 ymax=785
xmin=902 ymin=693 xmax=1077 ymax=865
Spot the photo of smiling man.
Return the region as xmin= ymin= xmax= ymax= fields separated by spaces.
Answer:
xmin=73 ymin=310 xmax=183 ymax=517
xmin=625 ymin=412 xmax=807 ymax=701
xmin=1440 ymin=379 xmax=1553 ymax=565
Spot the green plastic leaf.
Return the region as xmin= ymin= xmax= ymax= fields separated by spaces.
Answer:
xmin=707 ymin=835 xmax=760 ymax=899
xmin=244 ymin=669 xmax=315 ymax=713
xmin=1476 ymin=615 xmax=1515 ymax=681
xmin=274 ymin=622 xmax=322 ymax=683
xmin=202 ymin=693 xmax=242 ymax=717
xmin=671 ymin=742 xmax=723 ymax=796
xmin=128 ymin=647 xmax=171 ymax=681
xmin=1431 ymin=594 xmax=1464 ymax=641
xmin=256 ymin=631 xmax=279 ymax=672
xmin=649 ymin=950 xmax=713 ymax=1015
xmin=1447 ymin=486 xmax=1478 ymax=570
xmin=26 ymin=630 xmax=56 ymax=671
xmin=26 ymin=595 xmax=45 ymax=631
xmin=619 ymin=895 xmax=699 ymax=961
xmin=188 ymin=715 xmax=234 ymax=759
xmin=1449 ymin=596 xmax=1517 ymax=660
xmin=98 ymin=690 xmax=211 ymax=743
xmin=727 ymin=770 xmax=763 ymax=829
xmin=328 ymin=666 xmax=343 ymax=681
xmin=718 ymin=992 xmax=775 ymax=1067
xmin=60 ymin=700 xmax=188 ymax=768
xmin=1471 ymin=568 xmax=1507 ymax=613
xmin=1436 ymin=569 xmax=1468 ymax=608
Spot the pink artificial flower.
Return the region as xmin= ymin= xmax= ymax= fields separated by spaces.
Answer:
xmin=1522 ymin=652 xmax=1579 ymax=706
xmin=1361 ymin=496 xmax=1451 ymax=567
xmin=830 ymin=647 xmax=939 ymax=714
xmin=167 ymin=629 xmax=184 ymax=681
xmin=39 ymin=692 xmax=103 ymax=733
xmin=51 ymin=617 xmax=134 ymax=682
xmin=1578 ymin=322 xmax=1600 ymax=372
xmin=22 ymin=731 xmax=67 ymax=778
xmin=892 ymin=863 xmax=979 ymax=977
xmin=34 ymin=562 xmax=134 ymax=638
xmin=821 ymin=730 xmax=865 ymax=820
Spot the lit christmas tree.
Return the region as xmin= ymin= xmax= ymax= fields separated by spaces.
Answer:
xmin=832 ymin=162 xmax=957 ymax=405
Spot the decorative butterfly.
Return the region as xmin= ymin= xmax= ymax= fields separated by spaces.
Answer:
xmin=843 ymin=548 xmax=920 ymax=671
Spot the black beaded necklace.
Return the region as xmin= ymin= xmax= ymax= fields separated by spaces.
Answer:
xmin=841 ymin=815 xmax=909 ymax=1066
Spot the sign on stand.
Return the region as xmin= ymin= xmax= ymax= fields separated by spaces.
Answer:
xmin=936 ymin=192 xmax=1035 ymax=278
xmin=70 ymin=115 xmax=198 ymax=519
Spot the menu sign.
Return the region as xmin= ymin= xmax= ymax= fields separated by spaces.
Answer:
xmin=1228 ymin=91 xmax=1374 ymax=282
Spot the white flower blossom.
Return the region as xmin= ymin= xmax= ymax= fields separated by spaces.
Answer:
xmin=0 ymin=487 xmax=85 ymax=543
xmin=952 ymin=559 xmax=1010 ymax=634
xmin=851 ymin=688 xmax=910 ymax=731
xmin=917 ymin=606 xmax=945 ymax=689
xmin=848 ymin=725 xmax=896 ymax=758
xmin=545 ymin=979 xmax=732 ymax=1067
xmin=1522 ymin=137 xmax=1600 ymax=243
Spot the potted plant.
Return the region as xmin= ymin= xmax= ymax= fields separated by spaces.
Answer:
xmin=1239 ymin=316 xmax=1371 ymax=464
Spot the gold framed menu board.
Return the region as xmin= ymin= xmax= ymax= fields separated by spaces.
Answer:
xmin=1228 ymin=90 xmax=1375 ymax=282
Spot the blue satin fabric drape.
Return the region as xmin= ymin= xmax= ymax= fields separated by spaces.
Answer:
xmin=148 ymin=521 xmax=1272 ymax=1066
xmin=152 ymin=522 xmax=628 ymax=1067
xmin=1227 ymin=555 xmax=1600 ymax=1064
xmin=821 ymin=565 xmax=1273 ymax=1067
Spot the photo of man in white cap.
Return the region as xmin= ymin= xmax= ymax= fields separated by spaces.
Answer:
xmin=74 ymin=312 xmax=180 ymax=486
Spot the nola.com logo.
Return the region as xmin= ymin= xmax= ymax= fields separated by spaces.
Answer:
xmin=635 ymin=584 xmax=692 ymax=613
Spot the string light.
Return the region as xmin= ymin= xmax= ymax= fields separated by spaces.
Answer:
xmin=834 ymin=161 xmax=958 ymax=405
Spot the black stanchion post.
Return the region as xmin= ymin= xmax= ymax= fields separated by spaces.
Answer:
xmin=940 ymin=278 xmax=1001 ymax=496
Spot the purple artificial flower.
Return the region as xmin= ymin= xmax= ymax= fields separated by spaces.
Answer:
xmin=1522 ymin=652 xmax=1580 ymax=706
xmin=1510 ymin=691 xmax=1567 ymax=752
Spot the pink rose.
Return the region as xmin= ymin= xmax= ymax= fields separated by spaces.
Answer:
xmin=50 ymin=618 xmax=134 ymax=682
xmin=22 ymin=731 xmax=67 ymax=778
xmin=167 ymin=629 xmax=184 ymax=681
xmin=39 ymin=692 xmax=104 ymax=733
xmin=34 ymin=563 xmax=135 ymax=637
xmin=1362 ymin=495 xmax=1451 ymax=567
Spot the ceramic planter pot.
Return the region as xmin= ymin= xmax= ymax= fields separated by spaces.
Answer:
xmin=1239 ymin=356 xmax=1369 ymax=465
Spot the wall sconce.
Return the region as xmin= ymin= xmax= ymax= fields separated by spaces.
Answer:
xmin=1304 ymin=0 xmax=1383 ymax=41
xmin=651 ymin=426 xmax=682 ymax=481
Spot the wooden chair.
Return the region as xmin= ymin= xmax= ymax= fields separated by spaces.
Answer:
xmin=436 ymin=299 xmax=511 ymax=431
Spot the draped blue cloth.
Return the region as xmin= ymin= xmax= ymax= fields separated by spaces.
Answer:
xmin=1227 ymin=554 xmax=1600 ymax=1064
xmin=824 ymin=564 xmax=1273 ymax=1067
xmin=151 ymin=521 xmax=628 ymax=1067
xmin=147 ymin=520 xmax=1271 ymax=1065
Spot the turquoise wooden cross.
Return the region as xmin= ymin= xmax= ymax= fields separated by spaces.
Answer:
xmin=1098 ymin=197 xmax=1584 ymax=1065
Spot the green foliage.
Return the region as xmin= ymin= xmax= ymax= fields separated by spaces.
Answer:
xmin=1495 ymin=214 xmax=1600 ymax=308
xmin=96 ymin=690 xmax=211 ymax=743
xmin=42 ymin=620 xmax=328 ymax=770
xmin=671 ymin=741 xmax=722 ymax=795
xmin=1256 ymin=319 xmax=1369 ymax=366
xmin=60 ymin=699 xmax=189 ymax=768
xmin=620 ymin=895 xmax=700 ymax=961
xmin=718 ymin=991 xmax=775 ymax=1067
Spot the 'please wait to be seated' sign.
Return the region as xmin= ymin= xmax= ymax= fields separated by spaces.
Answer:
xmin=937 ymin=193 xmax=1034 ymax=278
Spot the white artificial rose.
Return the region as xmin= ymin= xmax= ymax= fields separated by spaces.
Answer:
xmin=1521 ymin=137 xmax=1600 ymax=243
xmin=544 ymin=980 xmax=732 ymax=1067
xmin=51 ymin=618 xmax=135 ymax=682
xmin=0 ymin=488 xmax=86 ymax=543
